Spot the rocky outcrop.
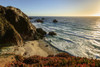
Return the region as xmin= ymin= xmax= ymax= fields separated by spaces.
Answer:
xmin=0 ymin=14 xmax=23 ymax=46
xmin=29 ymin=17 xmax=33 ymax=19
xmin=5 ymin=6 xmax=37 ymax=40
xmin=53 ymin=19 xmax=58 ymax=23
xmin=0 ymin=5 xmax=44 ymax=46
xmin=36 ymin=28 xmax=47 ymax=39
xmin=48 ymin=31 xmax=57 ymax=36
xmin=41 ymin=18 xmax=45 ymax=20
xmin=34 ymin=19 xmax=44 ymax=23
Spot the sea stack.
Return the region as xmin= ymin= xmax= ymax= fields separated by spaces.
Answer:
xmin=53 ymin=19 xmax=58 ymax=23
xmin=48 ymin=31 xmax=57 ymax=36
xmin=34 ymin=19 xmax=44 ymax=23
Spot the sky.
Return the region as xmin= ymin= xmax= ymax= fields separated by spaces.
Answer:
xmin=0 ymin=0 xmax=100 ymax=16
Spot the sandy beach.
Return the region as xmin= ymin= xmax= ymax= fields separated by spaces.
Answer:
xmin=0 ymin=39 xmax=60 ymax=67
xmin=15 ymin=39 xmax=60 ymax=57
xmin=0 ymin=39 xmax=60 ymax=57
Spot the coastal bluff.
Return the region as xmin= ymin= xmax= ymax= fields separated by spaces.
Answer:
xmin=0 ymin=5 xmax=45 ymax=46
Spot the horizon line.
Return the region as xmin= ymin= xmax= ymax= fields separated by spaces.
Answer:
xmin=28 ymin=15 xmax=100 ymax=17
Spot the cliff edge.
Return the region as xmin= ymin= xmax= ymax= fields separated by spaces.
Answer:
xmin=0 ymin=5 xmax=45 ymax=46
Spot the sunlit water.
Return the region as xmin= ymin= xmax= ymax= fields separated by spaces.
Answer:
xmin=31 ymin=16 xmax=100 ymax=59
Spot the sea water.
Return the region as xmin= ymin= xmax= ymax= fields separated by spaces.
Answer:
xmin=31 ymin=16 xmax=100 ymax=59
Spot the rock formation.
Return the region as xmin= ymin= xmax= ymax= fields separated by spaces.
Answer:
xmin=5 ymin=6 xmax=38 ymax=40
xmin=0 ymin=13 xmax=23 ymax=46
xmin=41 ymin=18 xmax=45 ymax=20
xmin=48 ymin=31 xmax=57 ymax=36
xmin=29 ymin=17 xmax=33 ymax=19
xmin=34 ymin=19 xmax=44 ymax=23
xmin=36 ymin=28 xmax=47 ymax=39
xmin=0 ymin=5 xmax=46 ymax=46
xmin=53 ymin=19 xmax=58 ymax=23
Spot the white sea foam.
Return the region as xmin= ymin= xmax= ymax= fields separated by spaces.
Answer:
xmin=32 ymin=17 xmax=100 ymax=59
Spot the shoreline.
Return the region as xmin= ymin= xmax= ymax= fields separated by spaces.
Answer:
xmin=0 ymin=39 xmax=62 ymax=67
xmin=0 ymin=39 xmax=63 ymax=57
xmin=43 ymin=39 xmax=73 ymax=56
xmin=0 ymin=39 xmax=74 ymax=57
xmin=0 ymin=39 xmax=100 ymax=67
xmin=38 ymin=39 xmax=61 ymax=55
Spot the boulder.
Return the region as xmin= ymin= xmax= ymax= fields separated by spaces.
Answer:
xmin=29 ymin=17 xmax=33 ymax=19
xmin=36 ymin=28 xmax=47 ymax=39
xmin=53 ymin=19 xmax=58 ymax=23
xmin=34 ymin=19 xmax=43 ymax=23
xmin=41 ymin=18 xmax=45 ymax=20
xmin=48 ymin=31 xmax=57 ymax=36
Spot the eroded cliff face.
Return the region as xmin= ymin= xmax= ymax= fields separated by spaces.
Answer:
xmin=5 ymin=6 xmax=38 ymax=40
xmin=0 ymin=5 xmax=44 ymax=46
xmin=0 ymin=14 xmax=23 ymax=46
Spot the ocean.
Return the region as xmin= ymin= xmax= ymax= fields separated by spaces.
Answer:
xmin=31 ymin=16 xmax=100 ymax=59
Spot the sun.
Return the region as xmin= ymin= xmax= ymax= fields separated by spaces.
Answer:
xmin=93 ymin=13 xmax=100 ymax=16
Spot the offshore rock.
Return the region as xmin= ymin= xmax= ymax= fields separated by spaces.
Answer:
xmin=36 ymin=28 xmax=47 ymax=39
xmin=53 ymin=19 xmax=58 ymax=23
xmin=34 ymin=19 xmax=44 ymax=23
xmin=48 ymin=31 xmax=57 ymax=36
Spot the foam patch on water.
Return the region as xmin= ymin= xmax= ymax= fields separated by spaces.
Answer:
xmin=32 ymin=17 xmax=100 ymax=59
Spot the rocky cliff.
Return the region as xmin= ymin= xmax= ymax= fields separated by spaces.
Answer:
xmin=0 ymin=5 xmax=45 ymax=46
xmin=0 ymin=14 xmax=23 ymax=46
